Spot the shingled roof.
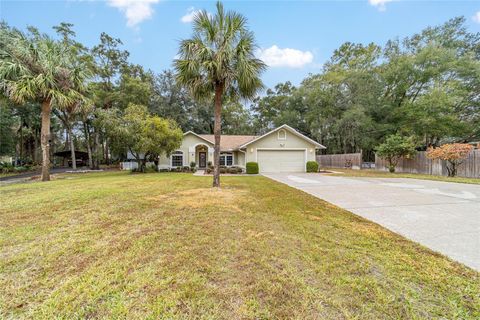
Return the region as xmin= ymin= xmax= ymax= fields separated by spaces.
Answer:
xmin=198 ymin=135 xmax=257 ymax=151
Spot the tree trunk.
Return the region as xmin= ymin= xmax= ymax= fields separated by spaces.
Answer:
xmin=212 ymin=83 xmax=223 ymax=188
xmin=33 ymin=130 xmax=38 ymax=164
xmin=68 ymin=126 xmax=77 ymax=170
xmin=105 ymin=138 xmax=110 ymax=165
xmin=51 ymin=129 xmax=55 ymax=167
xmin=92 ymin=129 xmax=100 ymax=170
xmin=63 ymin=128 xmax=69 ymax=167
xmin=19 ymin=117 xmax=23 ymax=161
xmin=83 ymin=122 xmax=93 ymax=169
xmin=40 ymin=99 xmax=52 ymax=181
xmin=448 ymin=161 xmax=457 ymax=177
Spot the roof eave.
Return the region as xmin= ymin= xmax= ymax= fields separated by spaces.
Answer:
xmin=183 ymin=131 xmax=214 ymax=145
xmin=239 ymin=124 xmax=326 ymax=149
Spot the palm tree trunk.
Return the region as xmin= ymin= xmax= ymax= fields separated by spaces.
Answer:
xmin=40 ymin=99 xmax=51 ymax=181
xmin=68 ymin=126 xmax=77 ymax=170
xmin=213 ymin=83 xmax=223 ymax=188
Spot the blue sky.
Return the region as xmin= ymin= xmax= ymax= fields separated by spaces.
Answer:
xmin=2 ymin=0 xmax=480 ymax=89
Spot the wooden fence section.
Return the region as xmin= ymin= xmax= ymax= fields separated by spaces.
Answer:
xmin=317 ymin=153 xmax=362 ymax=170
xmin=375 ymin=150 xmax=480 ymax=178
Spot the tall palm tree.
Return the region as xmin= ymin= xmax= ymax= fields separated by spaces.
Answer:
xmin=0 ymin=24 xmax=90 ymax=181
xmin=175 ymin=1 xmax=266 ymax=187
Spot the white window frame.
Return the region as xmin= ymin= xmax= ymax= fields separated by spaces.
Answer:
xmin=170 ymin=150 xmax=184 ymax=167
xmin=277 ymin=129 xmax=287 ymax=140
xmin=219 ymin=152 xmax=234 ymax=166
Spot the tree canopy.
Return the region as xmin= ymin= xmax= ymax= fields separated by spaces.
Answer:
xmin=0 ymin=14 xmax=478 ymax=178
xmin=103 ymin=104 xmax=182 ymax=171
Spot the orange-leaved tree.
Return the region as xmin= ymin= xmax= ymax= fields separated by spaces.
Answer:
xmin=426 ymin=143 xmax=473 ymax=177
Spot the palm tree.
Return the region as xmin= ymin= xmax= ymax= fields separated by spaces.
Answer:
xmin=174 ymin=1 xmax=266 ymax=187
xmin=0 ymin=24 xmax=90 ymax=181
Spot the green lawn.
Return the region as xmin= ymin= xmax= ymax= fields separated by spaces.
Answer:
xmin=325 ymin=168 xmax=480 ymax=185
xmin=1 ymin=172 xmax=479 ymax=319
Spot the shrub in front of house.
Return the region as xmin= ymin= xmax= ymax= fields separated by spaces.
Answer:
xmin=190 ymin=161 xmax=196 ymax=169
xmin=246 ymin=162 xmax=259 ymax=174
xmin=227 ymin=167 xmax=237 ymax=174
xmin=306 ymin=161 xmax=319 ymax=173
xmin=144 ymin=165 xmax=157 ymax=173
xmin=1 ymin=162 xmax=15 ymax=173
xmin=13 ymin=166 xmax=28 ymax=173
xmin=205 ymin=166 xmax=243 ymax=174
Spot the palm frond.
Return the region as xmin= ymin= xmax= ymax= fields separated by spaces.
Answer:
xmin=174 ymin=1 xmax=266 ymax=102
xmin=0 ymin=23 xmax=91 ymax=109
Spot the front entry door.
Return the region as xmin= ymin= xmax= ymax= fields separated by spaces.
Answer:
xmin=199 ymin=152 xmax=207 ymax=168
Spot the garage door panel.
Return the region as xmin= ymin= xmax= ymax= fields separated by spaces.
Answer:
xmin=257 ymin=150 xmax=305 ymax=173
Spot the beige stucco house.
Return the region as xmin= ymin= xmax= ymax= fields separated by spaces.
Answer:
xmin=158 ymin=124 xmax=326 ymax=173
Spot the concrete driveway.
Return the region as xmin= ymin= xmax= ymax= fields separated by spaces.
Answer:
xmin=263 ymin=173 xmax=480 ymax=271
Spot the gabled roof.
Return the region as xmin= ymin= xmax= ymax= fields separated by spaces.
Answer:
xmin=183 ymin=131 xmax=215 ymax=145
xmin=184 ymin=124 xmax=325 ymax=151
xmin=238 ymin=124 xmax=326 ymax=149
xmin=198 ymin=135 xmax=257 ymax=151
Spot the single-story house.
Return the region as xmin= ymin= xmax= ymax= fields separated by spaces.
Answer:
xmin=157 ymin=124 xmax=326 ymax=173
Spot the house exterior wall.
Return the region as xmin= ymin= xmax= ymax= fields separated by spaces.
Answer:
xmin=244 ymin=129 xmax=317 ymax=164
xmin=155 ymin=128 xmax=319 ymax=171
xmin=235 ymin=151 xmax=245 ymax=167
xmin=159 ymin=133 xmax=214 ymax=169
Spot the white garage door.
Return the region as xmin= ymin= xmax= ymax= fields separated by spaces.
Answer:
xmin=257 ymin=150 xmax=305 ymax=173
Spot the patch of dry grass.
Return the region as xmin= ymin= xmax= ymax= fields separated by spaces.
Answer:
xmin=0 ymin=171 xmax=478 ymax=319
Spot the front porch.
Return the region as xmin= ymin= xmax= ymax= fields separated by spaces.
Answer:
xmin=193 ymin=144 xmax=210 ymax=169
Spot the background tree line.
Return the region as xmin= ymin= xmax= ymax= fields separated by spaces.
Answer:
xmin=0 ymin=22 xmax=255 ymax=171
xmin=252 ymin=17 xmax=479 ymax=160
xmin=1 ymin=16 xmax=479 ymax=174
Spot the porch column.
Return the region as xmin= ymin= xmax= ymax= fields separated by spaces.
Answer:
xmin=208 ymin=147 xmax=214 ymax=165
xmin=188 ymin=146 xmax=195 ymax=167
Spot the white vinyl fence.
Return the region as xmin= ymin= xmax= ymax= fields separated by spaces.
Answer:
xmin=120 ymin=161 xmax=156 ymax=170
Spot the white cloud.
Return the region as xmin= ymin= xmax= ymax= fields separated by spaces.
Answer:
xmin=107 ymin=0 xmax=160 ymax=27
xmin=257 ymin=45 xmax=313 ymax=68
xmin=180 ymin=7 xmax=211 ymax=23
xmin=368 ymin=0 xmax=394 ymax=11
xmin=473 ymin=11 xmax=480 ymax=24
xmin=181 ymin=7 xmax=200 ymax=23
